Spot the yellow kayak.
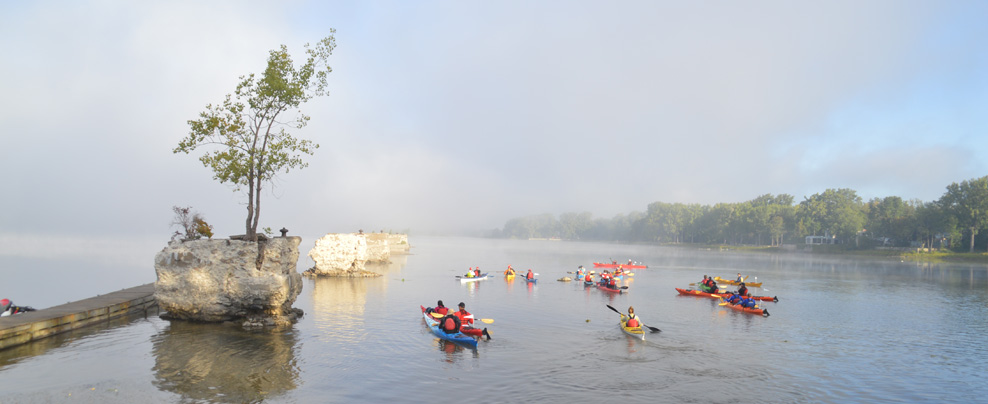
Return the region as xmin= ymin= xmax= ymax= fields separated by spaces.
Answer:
xmin=620 ymin=315 xmax=645 ymax=340
xmin=714 ymin=276 xmax=762 ymax=287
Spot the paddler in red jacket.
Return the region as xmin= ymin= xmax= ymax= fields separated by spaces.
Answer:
xmin=433 ymin=300 xmax=449 ymax=316
xmin=453 ymin=302 xmax=474 ymax=326
xmin=526 ymin=269 xmax=535 ymax=280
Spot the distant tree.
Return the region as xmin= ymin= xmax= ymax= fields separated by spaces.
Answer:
xmin=175 ymin=32 xmax=336 ymax=242
xmin=915 ymin=201 xmax=956 ymax=251
xmin=938 ymin=176 xmax=988 ymax=252
xmin=866 ymin=196 xmax=915 ymax=246
xmin=797 ymin=189 xmax=866 ymax=244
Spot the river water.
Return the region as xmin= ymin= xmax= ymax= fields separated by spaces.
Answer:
xmin=1 ymin=236 xmax=987 ymax=403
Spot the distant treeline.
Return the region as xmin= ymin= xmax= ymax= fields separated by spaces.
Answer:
xmin=489 ymin=176 xmax=988 ymax=253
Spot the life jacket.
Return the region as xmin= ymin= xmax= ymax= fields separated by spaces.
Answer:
xmin=440 ymin=314 xmax=461 ymax=334
xmin=585 ymin=274 xmax=593 ymax=282
xmin=475 ymin=269 xmax=481 ymax=277
xmin=526 ymin=272 xmax=534 ymax=280
xmin=626 ymin=315 xmax=639 ymax=328
xmin=454 ymin=309 xmax=473 ymax=325
xmin=737 ymin=286 xmax=748 ymax=296
xmin=435 ymin=306 xmax=449 ymax=315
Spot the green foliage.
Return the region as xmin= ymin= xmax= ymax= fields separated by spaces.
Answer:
xmin=494 ymin=178 xmax=988 ymax=253
xmin=939 ymin=176 xmax=988 ymax=252
xmin=174 ymin=32 xmax=336 ymax=241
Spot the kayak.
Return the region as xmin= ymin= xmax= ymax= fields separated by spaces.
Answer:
xmin=722 ymin=301 xmax=770 ymax=316
xmin=583 ymin=280 xmax=595 ymax=287
xmin=524 ymin=277 xmax=538 ymax=284
xmin=504 ymin=273 xmax=516 ymax=281
xmin=593 ymin=262 xmax=647 ymax=269
xmin=619 ymin=314 xmax=645 ymax=340
xmin=675 ymin=288 xmax=778 ymax=302
xmin=457 ymin=273 xmax=490 ymax=283
xmin=420 ymin=306 xmax=478 ymax=348
xmin=597 ymin=284 xmax=624 ymax=293
xmin=714 ymin=276 xmax=762 ymax=287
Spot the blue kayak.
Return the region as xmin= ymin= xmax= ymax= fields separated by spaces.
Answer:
xmin=524 ymin=277 xmax=538 ymax=284
xmin=420 ymin=306 xmax=478 ymax=348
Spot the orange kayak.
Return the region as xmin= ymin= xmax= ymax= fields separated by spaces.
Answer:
xmin=722 ymin=301 xmax=770 ymax=316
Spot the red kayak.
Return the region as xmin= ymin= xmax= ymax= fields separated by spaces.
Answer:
xmin=597 ymin=284 xmax=625 ymax=293
xmin=593 ymin=262 xmax=647 ymax=269
xmin=675 ymin=288 xmax=778 ymax=302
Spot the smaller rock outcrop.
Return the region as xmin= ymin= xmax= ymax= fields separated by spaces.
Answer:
xmin=154 ymin=237 xmax=304 ymax=327
xmin=304 ymin=233 xmax=381 ymax=277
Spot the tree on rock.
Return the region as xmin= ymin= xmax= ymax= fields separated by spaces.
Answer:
xmin=175 ymin=32 xmax=336 ymax=241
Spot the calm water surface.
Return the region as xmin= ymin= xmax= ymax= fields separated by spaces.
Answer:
xmin=1 ymin=236 xmax=987 ymax=403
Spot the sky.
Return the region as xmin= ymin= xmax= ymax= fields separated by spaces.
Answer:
xmin=2 ymin=0 xmax=987 ymax=250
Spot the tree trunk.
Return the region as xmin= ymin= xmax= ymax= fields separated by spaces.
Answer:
xmin=246 ymin=179 xmax=256 ymax=241
xmin=970 ymin=227 xmax=976 ymax=253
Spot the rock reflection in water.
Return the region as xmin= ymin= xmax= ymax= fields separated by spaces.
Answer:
xmin=150 ymin=321 xmax=300 ymax=403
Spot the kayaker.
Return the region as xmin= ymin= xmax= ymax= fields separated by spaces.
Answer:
xmin=526 ymin=269 xmax=535 ymax=280
xmin=439 ymin=314 xmax=461 ymax=334
xmin=724 ymin=293 xmax=742 ymax=305
xmin=606 ymin=276 xmax=618 ymax=290
xmin=736 ymin=272 xmax=744 ymax=282
xmin=465 ymin=268 xmax=474 ymax=278
xmin=584 ymin=272 xmax=594 ymax=283
xmin=434 ymin=300 xmax=450 ymax=316
xmin=505 ymin=265 xmax=516 ymax=276
xmin=474 ymin=268 xmax=481 ymax=277
xmin=740 ymin=297 xmax=757 ymax=309
xmin=453 ymin=302 xmax=474 ymax=326
xmin=1 ymin=299 xmax=34 ymax=317
xmin=737 ymin=282 xmax=749 ymax=297
xmin=625 ymin=306 xmax=640 ymax=328
xmin=576 ymin=266 xmax=584 ymax=278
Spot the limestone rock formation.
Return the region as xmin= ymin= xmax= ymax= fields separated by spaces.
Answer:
xmin=364 ymin=233 xmax=391 ymax=263
xmin=388 ymin=233 xmax=410 ymax=254
xmin=304 ymin=233 xmax=380 ymax=277
xmin=154 ymin=237 xmax=304 ymax=327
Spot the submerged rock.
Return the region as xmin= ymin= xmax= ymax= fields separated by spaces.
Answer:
xmin=153 ymin=237 xmax=304 ymax=327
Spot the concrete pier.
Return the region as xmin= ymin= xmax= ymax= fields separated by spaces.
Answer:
xmin=0 ymin=283 xmax=157 ymax=350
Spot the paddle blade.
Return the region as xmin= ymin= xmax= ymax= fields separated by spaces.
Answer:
xmin=430 ymin=312 xmax=444 ymax=318
xmin=719 ymin=302 xmax=728 ymax=306
xmin=479 ymin=318 xmax=494 ymax=324
xmin=605 ymin=304 xmax=622 ymax=315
